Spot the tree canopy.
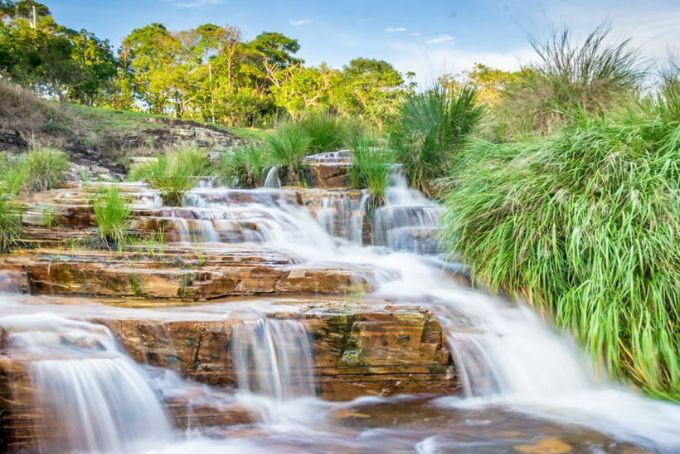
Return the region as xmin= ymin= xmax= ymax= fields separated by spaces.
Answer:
xmin=0 ymin=2 xmax=413 ymax=126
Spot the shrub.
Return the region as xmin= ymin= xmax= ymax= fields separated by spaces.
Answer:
xmin=0 ymin=196 xmax=23 ymax=253
xmin=92 ymin=186 xmax=132 ymax=248
xmin=389 ymin=85 xmax=483 ymax=196
xmin=494 ymin=26 xmax=644 ymax=137
xmin=0 ymin=153 xmax=27 ymax=196
xmin=128 ymin=147 xmax=210 ymax=205
xmin=350 ymin=135 xmax=394 ymax=203
xmin=217 ymin=144 xmax=270 ymax=188
xmin=298 ymin=111 xmax=346 ymax=152
xmin=441 ymin=105 xmax=680 ymax=398
xmin=21 ymin=147 xmax=69 ymax=192
xmin=266 ymin=123 xmax=311 ymax=185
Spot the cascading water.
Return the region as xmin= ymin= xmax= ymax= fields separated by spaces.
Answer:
xmin=231 ymin=318 xmax=316 ymax=400
xmin=167 ymin=177 xmax=680 ymax=451
xmin=263 ymin=166 xmax=280 ymax=188
xmin=0 ymin=314 xmax=172 ymax=453
xmin=372 ymin=172 xmax=442 ymax=254
xmin=3 ymin=168 xmax=680 ymax=452
xmin=315 ymin=193 xmax=364 ymax=244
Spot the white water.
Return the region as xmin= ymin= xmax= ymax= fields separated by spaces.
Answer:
xmin=231 ymin=318 xmax=316 ymax=400
xmin=2 ymin=174 xmax=679 ymax=452
xmin=263 ymin=166 xmax=280 ymax=188
xmin=0 ymin=314 xmax=172 ymax=453
xmin=167 ymin=179 xmax=680 ymax=452
xmin=372 ymin=173 xmax=442 ymax=254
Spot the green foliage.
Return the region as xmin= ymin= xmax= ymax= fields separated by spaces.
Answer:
xmin=92 ymin=185 xmax=132 ymax=248
xmin=1 ymin=4 xmax=411 ymax=126
xmin=266 ymin=123 xmax=311 ymax=184
xmin=0 ymin=153 xmax=27 ymax=195
xmin=337 ymin=58 xmax=411 ymax=129
xmin=21 ymin=147 xmax=69 ymax=192
xmin=441 ymin=105 xmax=680 ymax=399
xmin=0 ymin=2 xmax=116 ymax=103
xmin=350 ymin=135 xmax=394 ymax=202
xmin=0 ymin=152 xmax=25 ymax=253
xmin=390 ymin=85 xmax=483 ymax=196
xmin=495 ymin=27 xmax=644 ymax=137
xmin=0 ymin=196 xmax=23 ymax=253
xmin=217 ymin=144 xmax=271 ymax=187
xmin=129 ymin=147 xmax=209 ymax=205
xmin=297 ymin=111 xmax=347 ymax=152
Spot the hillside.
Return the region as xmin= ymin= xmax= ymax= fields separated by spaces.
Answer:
xmin=0 ymin=80 xmax=257 ymax=174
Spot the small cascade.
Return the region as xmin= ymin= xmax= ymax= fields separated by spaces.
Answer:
xmin=263 ymin=166 xmax=280 ymax=188
xmin=315 ymin=193 xmax=365 ymax=244
xmin=0 ymin=270 xmax=22 ymax=293
xmin=372 ymin=172 xmax=442 ymax=254
xmin=175 ymin=188 xmax=338 ymax=257
xmin=0 ymin=314 xmax=172 ymax=453
xmin=231 ymin=318 xmax=316 ymax=400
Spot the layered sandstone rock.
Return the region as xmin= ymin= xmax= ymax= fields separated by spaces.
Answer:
xmin=98 ymin=300 xmax=456 ymax=400
xmin=0 ymin=250 xmax=373 ymax=300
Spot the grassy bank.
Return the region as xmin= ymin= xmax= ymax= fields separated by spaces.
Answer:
xmin=441 ymin=104 xmax=680 ymax=399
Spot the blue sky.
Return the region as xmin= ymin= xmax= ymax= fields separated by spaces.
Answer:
xmin=46 ymin=0 xmax=680 ymax=86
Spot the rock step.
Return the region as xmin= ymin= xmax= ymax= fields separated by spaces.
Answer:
xmin=94 ymin=299 xmax=457 ymax=400
xmin=0 ymin=251 xmax=373 ymax=300
xmin=0 ymin=357 xmax=259 ymax=452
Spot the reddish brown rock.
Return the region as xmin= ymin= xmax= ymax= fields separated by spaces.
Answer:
xmin=99 ymin=301 xmax=457 ymax=400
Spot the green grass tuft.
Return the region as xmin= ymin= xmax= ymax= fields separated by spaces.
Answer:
xmin=266 ymin=123 xmax=311 ymax=185
xmin=441 ymin=103 xmax=680 ymax=399
xmin=92 ymin=186 xmax=133 ymax=249
xmin=389 ymin=85 xmax=483 ymax=196
xmin=350 ymin=135 xmax=394 ymax=203
xmin=494 ymin=26 xmax=644 ymax=138
xmin=217 ymin=144 xmax=271 ymax=188
xmin=21 ymin=147 xmax=69 ymax=192
xmin=128 ymin=147 xmax=210 ymax=205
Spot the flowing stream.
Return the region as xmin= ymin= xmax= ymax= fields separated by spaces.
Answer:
xmin=0 ymin=175 xmax=679 ymax=453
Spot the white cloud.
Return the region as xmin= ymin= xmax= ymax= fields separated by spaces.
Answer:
xmin=290 ymin=18 xmax=312 ymax=27
xmin=425 ymin=34 xmax=455 ymax=45
xmin=385 ymin=27 xmax=408 ymax=33
xmin=174 ymin=0 xmax=221 ymax=8
xmin=409 ymin=32 xmax=421 ymax=37
xmin=387 ymin=40 xmax=535 ymax=88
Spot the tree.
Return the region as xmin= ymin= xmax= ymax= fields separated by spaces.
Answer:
xmin=338 ymin=58 xmax=408 ymax=129
xmin=272 ymin=64 xmax=338 ymax=118
xmin=64 ymin=29 xmax=116 ymax=104
xmin=249 ymin=31 xmax=302 ymax=87
xmin=121 ymin=23 xmax=182 ymax=113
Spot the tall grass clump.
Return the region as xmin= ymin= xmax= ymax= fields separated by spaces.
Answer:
xmin=495 ymin=26 xmax=644 ymax=137
xmin=350 ymin=135 xmax=394 ymax=205
xmin=266 ymin=123 xmax=311 ymax=185
xmin=0 ymin=156 xmax=26 ymax=253
xmin=0 ymin=196 xmax=23 ymax=253
xmin=129 ymin=147 xmax=210 ymax=205
xmin=217 ymin=144 xmax=271 ymax=188
xmin=389 ymin=85 xmax=483 ymax=196
xmin=92 ymin=186 xmax=132 ymax=249
xmin=297 ymin=111 xmax=346 ymax=152
xmin=441 ymin=105 xmax=680 ymax=398
xmin=21 ymin=147 xmax=69 ymax=192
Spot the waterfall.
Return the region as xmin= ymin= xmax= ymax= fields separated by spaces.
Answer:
xmin=0 ymin=314 xmax=172 ymax=453
xmin=315 ymin=193 xmax=365 ymax=244
xmin=231 ymin=318 xmax=316 ymax=400
xmin=372 ymin=172 xmax=442 ymax=254
xmin=263 ymin=166 xmax=280 ymax=188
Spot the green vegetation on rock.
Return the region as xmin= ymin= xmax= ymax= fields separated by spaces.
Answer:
xmin=439 ymin=29 xmax=680 ymax=399
xmin=389 ymin=85 xmax=483 ymax=196
xmin=92 ymin=186 xmax=133 ymax=248
xmin=129 ymin=147 xmax=210 ymax=205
